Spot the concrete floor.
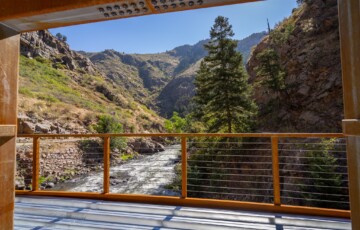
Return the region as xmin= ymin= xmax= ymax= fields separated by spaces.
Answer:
xmin=14 ymin=196 xmax=351 ymax=230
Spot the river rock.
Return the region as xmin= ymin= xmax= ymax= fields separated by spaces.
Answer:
xmin=15 ymin=178 xmax=26 ymax=190
xmin=45 ymin=182 xmax=55 ymax=189
xmin=18 ymin=120 xmax=36 ymax=134
xmin=35 ymin=123 xmax=51 ymax=133
xmin=129 ymin=139 xmax=165 ymax=154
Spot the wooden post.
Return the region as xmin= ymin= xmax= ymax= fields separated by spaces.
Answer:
xmin=271 ymin=137 xmax=281 ymax=206
xmin=32 ymin=137 xmax=40 ymax=191
xmin=181 ymin=137 xmax=187 ymax=198
xmin=338 ymin=1 xmax=360 ymax=229
xmin=103 ymin=136 xmax=110 ymax=194
xmin=338 ymin=0 xmax=360 ymax=230
xmin=0 ymin=25 xmax=19 ymax=230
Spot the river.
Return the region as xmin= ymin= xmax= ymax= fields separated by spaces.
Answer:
xmin=52 ymin=144 xmax=181 ymax=196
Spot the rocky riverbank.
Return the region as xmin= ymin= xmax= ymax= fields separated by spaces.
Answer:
xmin=15 ymin=137 xmax=166 ymax=190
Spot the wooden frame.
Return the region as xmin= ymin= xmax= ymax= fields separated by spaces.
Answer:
xmin=0 ymin=0 xmax=262 ymax=32
xmin=0 ymin=25 xmax=19 ymax=230
xmin=0 ymin=0 xmax=260 ymax=18
xmin=338 ymin=0 xmax=360 ymax=228
xmin=0 ymin=0 xmax=358 ymax=228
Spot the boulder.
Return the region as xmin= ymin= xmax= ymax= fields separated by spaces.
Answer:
xmin=35 ymin=123 xmax=51 ymax=133
xmin=15 ymin=178 xmax=26 ymax=190
xmin=129 ymin=139 xmax=165 ymax=154
xmin=18 ymin=120 xmax=35 ymax=134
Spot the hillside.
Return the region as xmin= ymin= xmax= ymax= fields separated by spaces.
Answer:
xmin=247 ymin=0 xmax=342 ymax=132
xmin=18 ymin=30 xmax=164 ymax=134
xmin=157 ymin=32 xmax=266 ymax=117
xmin=18 ymin=29 xmax=266 ymax=135
xmin=79 ymin=32 xmax=265 ymax=118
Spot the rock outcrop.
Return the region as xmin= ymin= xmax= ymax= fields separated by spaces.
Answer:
xmin=21 ymin=30 xmax=97 ymax=75
xmin=247 ymin=0 xmax=342 ymax=132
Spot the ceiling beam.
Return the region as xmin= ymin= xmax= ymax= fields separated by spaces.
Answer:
xmin=0 ymin=0 xmax=262 ymax=32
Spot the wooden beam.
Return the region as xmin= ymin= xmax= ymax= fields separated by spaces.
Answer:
xmin=0 ymin=0 xmax=262 ymax=32
xmin=0 ymin=0 xmax=261 ymax=21
xmin=0 ymin=0 xmax=122 ymax=21
xmin=0 ymin=25 xmax=19 ymax=230
xmin=338 ymin=1 xmax=360 ymax=229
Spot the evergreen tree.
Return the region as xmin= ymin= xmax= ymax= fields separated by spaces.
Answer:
xmin=55 ymin=33 xmax=63 ymax=40
xmin=193 ymin=16 xmax=257 ymax=133
xmin=255 ymin=48 xmax=286 ymax=93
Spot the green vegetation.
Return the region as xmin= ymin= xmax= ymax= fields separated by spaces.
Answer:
xmin=300 ymin=139 xmax=348 ymax=209
xmin=270 ymin=21 xmax=295 ymax=45
xmin=120 ymin=153 xmax=135 ymax=161
xmin=55 ymin=32 xmax=67 ymax=42
xmin=164 ymin=112 xmax=187 ymax=133
xmin=19 ymin=55 xmax=107 ymax=112
xmin=255 ymin=48 xmax=286 ymax=93
xmin=93 ymin=115 xmax=127 ymax=151
xmin=192 ymin=16 xmax=257 ymax=133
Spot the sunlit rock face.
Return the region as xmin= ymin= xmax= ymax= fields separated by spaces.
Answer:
xmin=21 ymin=30 xmax=97 ymax=75
xmin=247 ymin=0 xmax=342 ymax=133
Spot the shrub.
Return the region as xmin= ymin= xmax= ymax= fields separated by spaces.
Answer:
xmin=165 ymin=112 xmax=186 ymax=133
xmin=300 ymin=139 xmax=348 ymax=209
xmin=270 ymin=22 xmax=295 ymax=45
xmin=93 ymin=115 xmax=126 ymax=151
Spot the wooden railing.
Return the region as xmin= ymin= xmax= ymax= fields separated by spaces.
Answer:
xmin=15 ymin=133 xmax=350 ymax=218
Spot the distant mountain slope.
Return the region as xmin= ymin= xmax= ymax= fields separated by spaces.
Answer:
xmin=237 ymin=32 xmax=268 ymax=63
xmin=157 ymin=32 xmax=266 ymax=117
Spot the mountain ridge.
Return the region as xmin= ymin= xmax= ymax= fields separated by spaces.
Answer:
xmin=82 ymin=31 xmax=267 ymax=117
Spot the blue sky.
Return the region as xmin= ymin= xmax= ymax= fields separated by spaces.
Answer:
xmin=50 ymin=0 xmax=297 ymax=54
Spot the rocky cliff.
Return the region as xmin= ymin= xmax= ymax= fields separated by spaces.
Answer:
xmin=18 ymin=30 xmax=164 ymax=134
xmin=247 ymin=0 xmax=342 ymax=132
xmin=21 ymin=30 xmax=97 ymax=75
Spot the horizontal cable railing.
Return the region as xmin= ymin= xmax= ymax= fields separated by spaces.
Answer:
xmin=15 ymin=133 xmax=350 ymax=218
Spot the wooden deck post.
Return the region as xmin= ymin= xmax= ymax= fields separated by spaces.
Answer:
xmin=271 ymin=137 xmax=281 ymax=206
xmin=181 ymin=137 xmax=187 ymax=198
xmin=0 ymin=25 xmax=19 ymax=230
xmin=338 ymin=1 xmax=360 ymax=229
xmin=32 ymin=137 xmax=40 ymax=191
xmin=103 ymin=136 xmax=110 ymax=194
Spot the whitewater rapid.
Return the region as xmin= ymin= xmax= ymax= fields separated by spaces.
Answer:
xmin=54 ymin=145 xmax=181 ymax=196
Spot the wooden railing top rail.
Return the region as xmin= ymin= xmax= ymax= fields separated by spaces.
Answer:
xmin=17 ymin=133 xmax=345 ymax=138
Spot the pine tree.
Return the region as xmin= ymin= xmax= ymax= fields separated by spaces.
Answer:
xmin=193 ymin=16 xmax=257 ymax=133
xmin=255 ymin=48 xmax=286 ymax=93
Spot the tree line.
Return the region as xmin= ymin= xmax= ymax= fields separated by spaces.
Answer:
xmin=164 ymin=16 xmax=348 ymax=210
